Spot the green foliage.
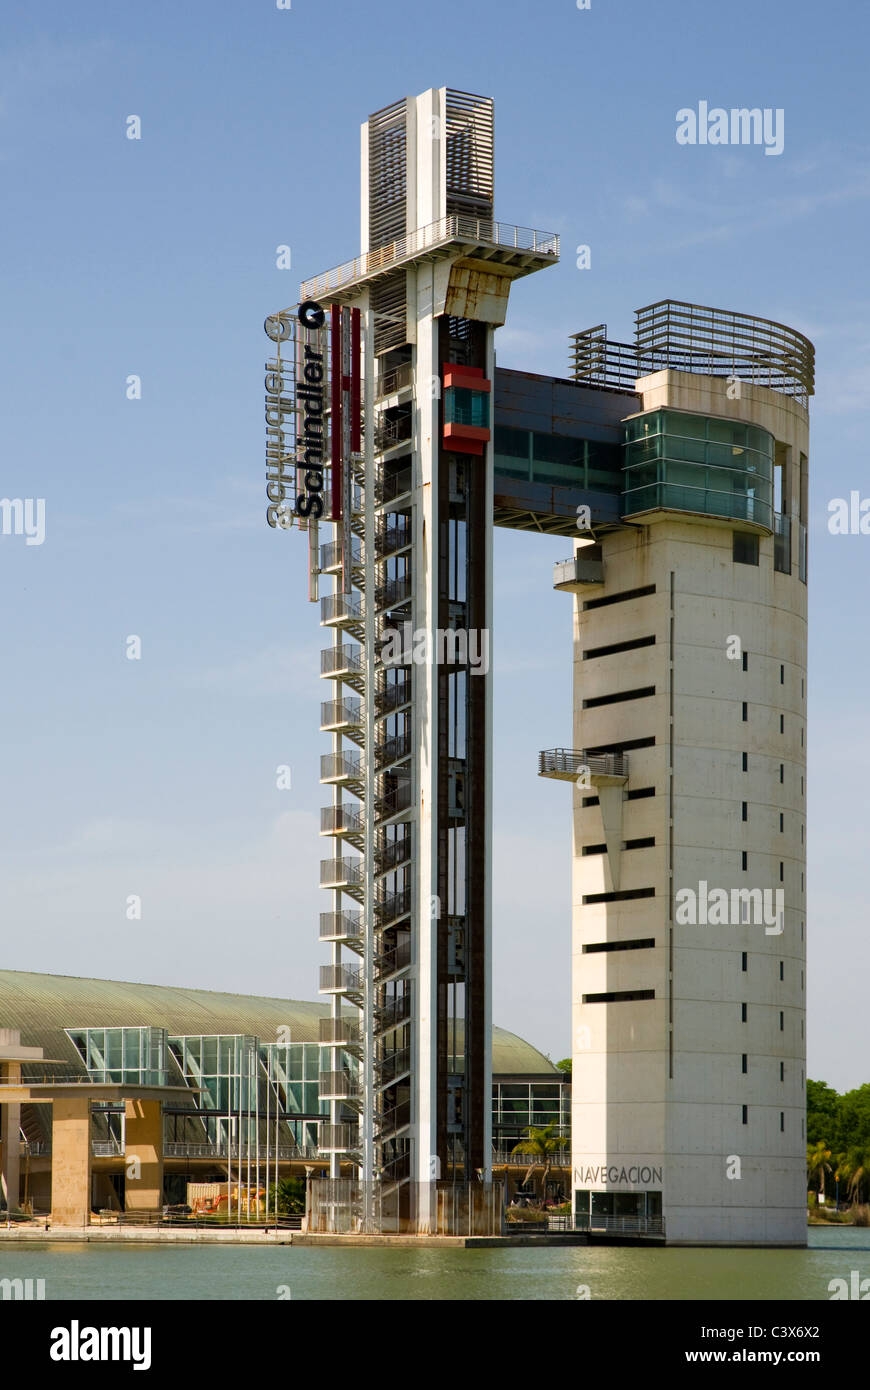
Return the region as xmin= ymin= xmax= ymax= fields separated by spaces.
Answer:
xmin=268 ymin=1176 xmax=305 ymax=1215
xmin=555 ymin=1058 xmax=572 ymax=1076
xmin=806 ymin=1081 xmax=870 ymax=1206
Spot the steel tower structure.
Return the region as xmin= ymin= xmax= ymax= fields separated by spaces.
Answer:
xmin=264 ymin=88 xmax=558 ymax=1229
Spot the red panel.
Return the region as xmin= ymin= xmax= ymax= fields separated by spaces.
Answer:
xmin=443 ymin=422 xmax=490 ymax=455
xmin=330 ymin=304 xmax=342 ymax=522
xmin=350 ymin=307 xmax=361 ymax=455
xmin=442 ymin=364 xmax=491 ymax=392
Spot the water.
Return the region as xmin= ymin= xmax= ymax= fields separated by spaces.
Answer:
xmin=1 ymin=1228 xmax=867 ymax=1300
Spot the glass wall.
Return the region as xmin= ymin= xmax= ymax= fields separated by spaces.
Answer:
xmin=494 ymin=425 xmax=622 ymax=493
xmin=67 ymin=1026 xmax=167 ymax=1086
xmin=491 ymin=1078 xmax=570 ymax=1156
xmin=623 ymin=409 xmax=774 ymax=529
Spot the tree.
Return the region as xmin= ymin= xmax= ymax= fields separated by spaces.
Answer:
xmin=511 ymin=1123 xmax=568 ymax=1196
xmin=807 ymin=1141 xmax=832 ymax=1201
xmin=555 ymin=1058 xmax=572 ymax=1078
xmin=806 ymin=1080 xmax=840 ymax=1148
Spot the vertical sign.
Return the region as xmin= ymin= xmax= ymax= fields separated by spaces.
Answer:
xmin=341 ymin=307 xmax=353 ymax=594
xmin=330 ymin=304 xmax=343 ymax=526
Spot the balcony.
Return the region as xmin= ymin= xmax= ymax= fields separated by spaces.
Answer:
xmin=321 ymin=538 xmax=361 ymax=574
xmin=374 ymin=416 xmax=413 ymax=456
xmin=319 ymin=1123 xmax=360 ymax=1154
xmin=319 ymin=964 xmax=364 ymax=1007
xmin=319 ymin=1071 xmax=362 ymax=1104
xmin=320 ymin=593 xmax=365 ymax=641
xmin=320 ymin=645 xmax=365 ymax=694
xmin=320 ymin=857 xmax=365 ymax=895
xmin=319 ymin=1016 xmax=363 ymax=1056
xmin=320 ymin=698 xmax=364 ymax=737
xmin=300 ymin=215 xmax=560 ymax=303
xmin=553 ymin=547 xmax=604 ymax=590
xmin=374 ymin=574 xmax=412 ymax=613
xmin=374 ymin=783 xmax=413 ymax=825
xmin=320 ymin=806 xmax=364 ymax=849
xmin=538 ymin=748 xmax=629 ymax=783
xmin=319 ymin=910 xmax=364 ymax=951
xmin=320 ymin=750 xmax=365 ymax=794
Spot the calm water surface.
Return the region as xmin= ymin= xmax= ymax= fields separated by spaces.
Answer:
xmin=2 ymin=1228 xmax=867 ymax=1300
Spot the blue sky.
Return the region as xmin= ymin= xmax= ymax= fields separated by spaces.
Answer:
xmin=1 ymin=0 xmax=868 ymax=1086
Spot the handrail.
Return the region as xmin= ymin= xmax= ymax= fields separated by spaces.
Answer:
xmin=300 ymin=216 xmax=559 ymax=300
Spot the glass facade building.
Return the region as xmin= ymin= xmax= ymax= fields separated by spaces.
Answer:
xmin=623 ymin=408 xmax=775 ymax=529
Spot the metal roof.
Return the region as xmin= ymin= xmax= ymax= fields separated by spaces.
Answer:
xmin=0 ymin=971 xmax=556 ymax=1077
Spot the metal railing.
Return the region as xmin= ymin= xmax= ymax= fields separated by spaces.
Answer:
xmin=92 ymin=1139 xmax=124 ymax=1157
xmin=374 ymin=889 xmax=412 ymax=930
xmin=321 ymin=644 xmax=364 ymax=677
xmin=319 ymin=1017 xmax=362 ymax=1049
xmin=553 ymin=552 xmax=604 ymax=587
xmin=320 ymin=857 xmax=364 ymax=888
xmin=376 ymin=362 xmax=414 ymax=398
xmin=320 ymin=750 xmax=365 ymax=782
xmin=374 ymin=936 xmax=413 ymax=978
xmin=538 ymin=748 xmax=629 ymax=779
xmin=163 ymin=1142 xmax=319 ymax=1160
xmin=301 ymin=216 xmax=559 ymax=300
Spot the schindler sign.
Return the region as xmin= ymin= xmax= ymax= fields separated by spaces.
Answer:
xmin=262 ymin=300 xmax=327 ymax=528
xmin=294 ymin=300 xmax=327 ymax=519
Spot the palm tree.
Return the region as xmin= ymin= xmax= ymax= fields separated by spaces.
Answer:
xmin=807 ymin=1141 xmax=832 ymax=1202
xmin=511 ymin=1123 xmax=568 ymax=1199
xmin=844 ymin=1147 xmax=870 ymax=1206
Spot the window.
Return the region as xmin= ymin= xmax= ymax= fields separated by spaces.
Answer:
xmin=780 ymin=764 xmax=784 ymax=783
xmin=780 ymin=862 xmax=784 ymax=882
xmin=584 ymin=635 xmax=656 ymax=660
xmin=742 ymin=1054 xmax=748 ymax=1074
xmin=742 ymin=702 xmax=748 ymax=722
xmin=584 ymin=584 xmax=655 ymax=611
xmin=780 ymin=714 xmax=784 ymax=733
xmin=779 ymin=961 xmax=784 ymax=980
xmin=780 ymin=1011 xmax=784 ymax=1031
xmin=583 ymin=887 xmax=655 ymax=905
xmin=780 ymin=1112 xmax=785 ymax=1132
xmin=741 ymin=952 xmax=748 ymax=972
xmin=742 ymin=651 xmax=748 ymax=671
xmin=742 ymin=801 xmax=748 ymax=821
xmin=742 ymin=752 xmax=748 ymax=771
xmin=780 ymin=1062 xmax=784 ymax=1081
xmin=780 ymin=664 xmax=784 ymax=684
xmin=583 ymin=686 xmax=655 ymax=709
xmin=780 ymin=813 xmax=784 ymax=832
xmin=582 ymin=989 xmax=656 ymax=1003
xmin=733 ymin=532 xmax=759 ymax=565
xmin=742 ymin=1105 xmax=748 ymax=1124
xmin=583 ymin=938 xmax=656 ymax=954
xmin=741 ymin=1003 xmax=748 ymax=1022
xmin=742 ymin=851 xmax=748 ymax=870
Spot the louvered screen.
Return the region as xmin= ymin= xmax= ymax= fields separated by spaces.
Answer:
xmin=444 ymin=90 xmax=494 ymax=220
xmin=368 ymin=98 xmax=408 ymax=251
xmin=372 ymin=271 xmax=408 ymax=356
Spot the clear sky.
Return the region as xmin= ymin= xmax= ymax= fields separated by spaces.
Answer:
xmin=1 ymin=0 xmax=868 ymax=1087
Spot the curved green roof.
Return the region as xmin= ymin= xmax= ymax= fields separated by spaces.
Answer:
xmin=0 ymin=970 xmax=556 ymax=1076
